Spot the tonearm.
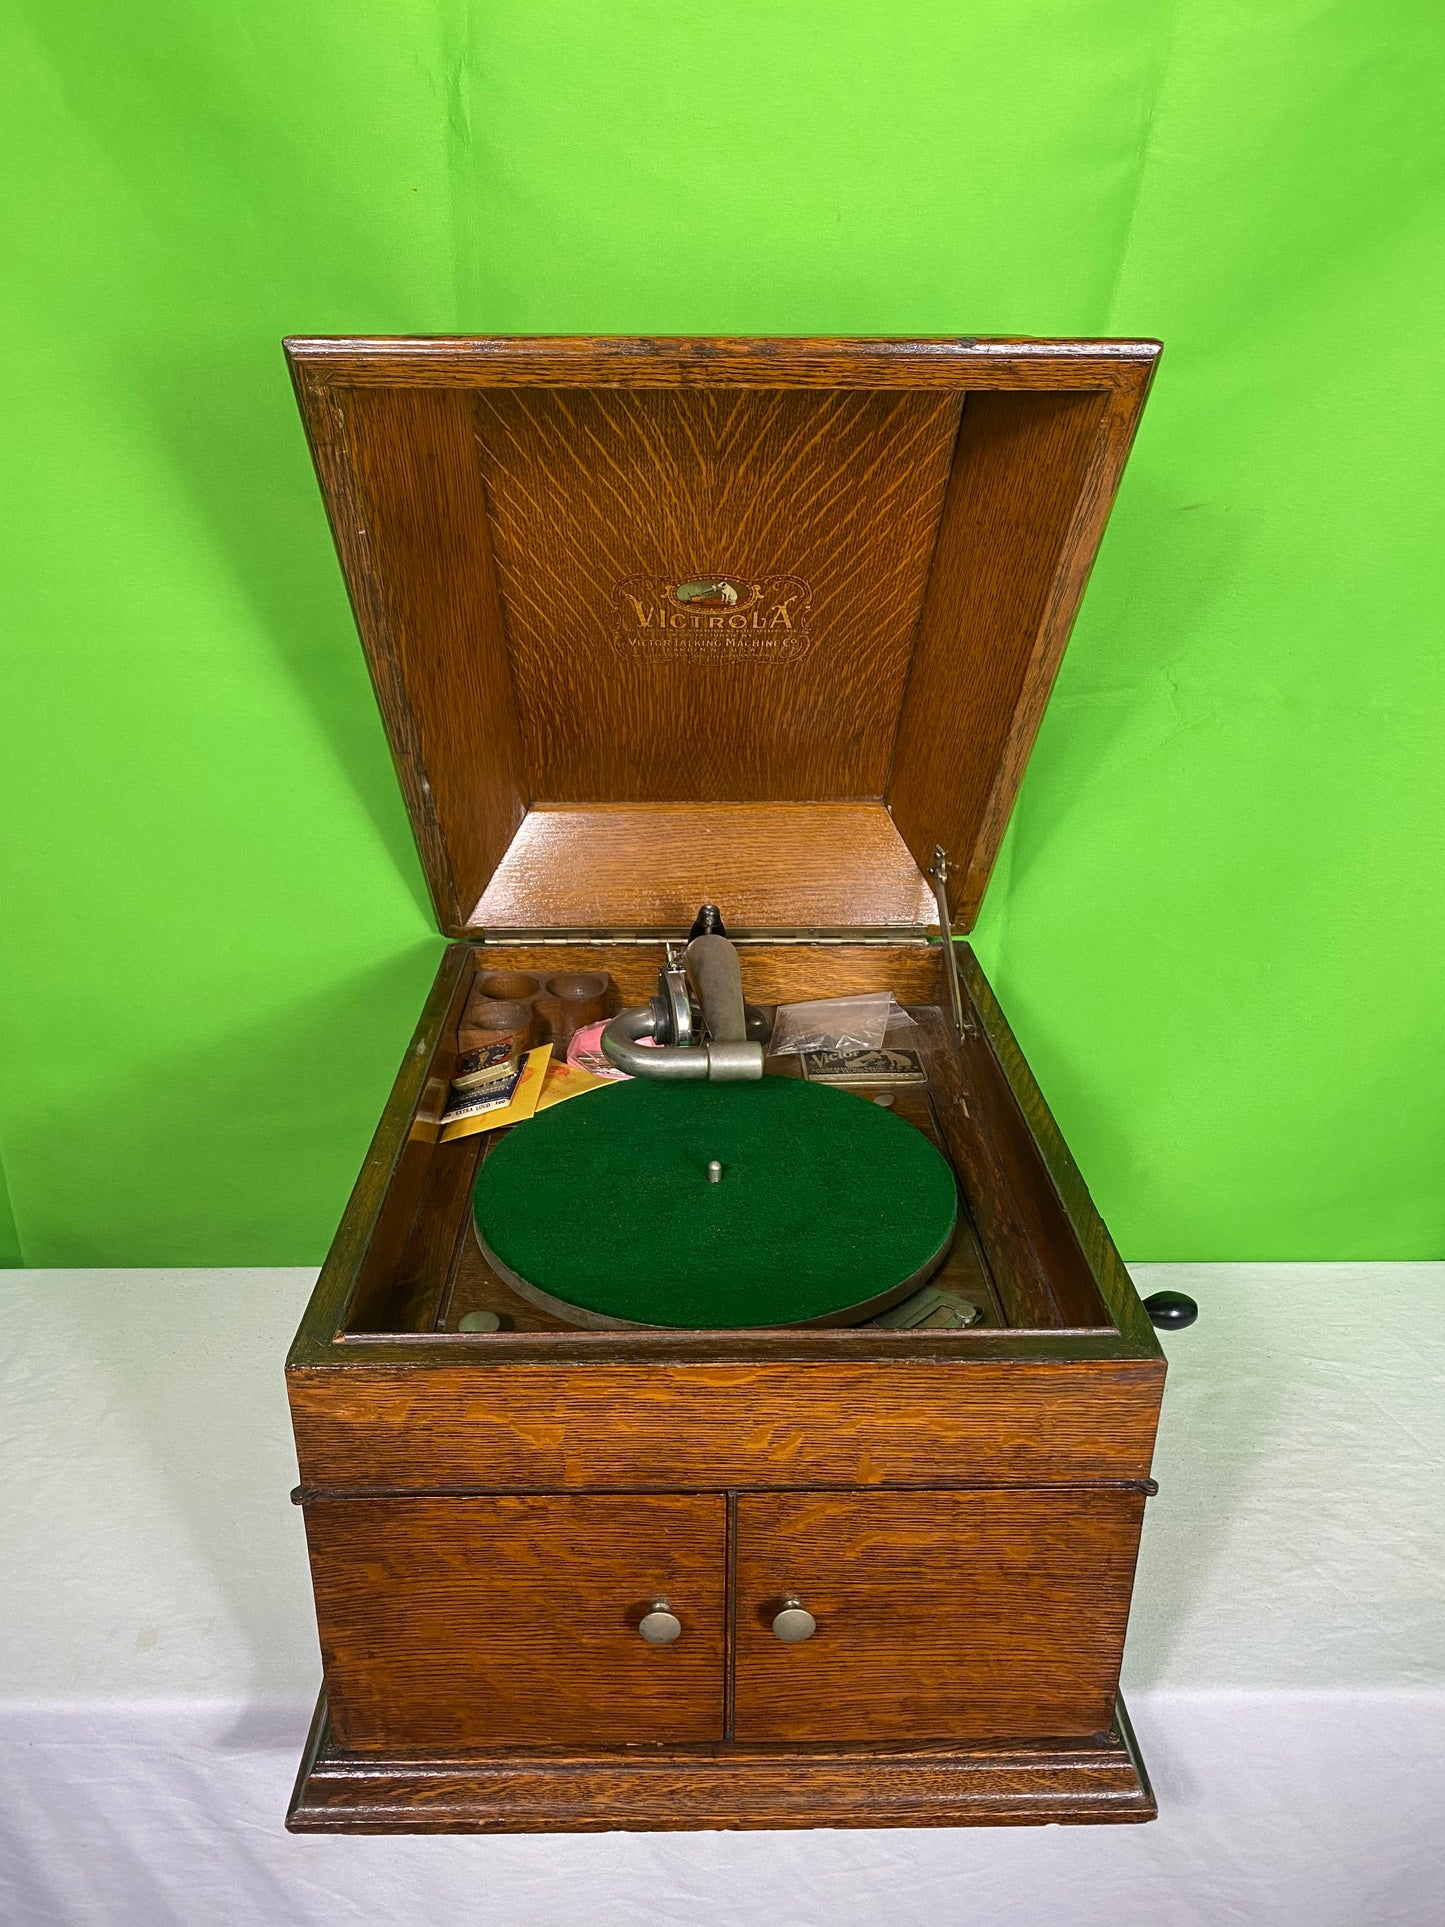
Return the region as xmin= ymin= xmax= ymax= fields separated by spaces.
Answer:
xmin=600 ymin=904 xmax=770 ymax=1082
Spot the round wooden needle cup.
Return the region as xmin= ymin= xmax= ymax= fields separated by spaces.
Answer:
xmin=461 ymin=997 xmax=536 ymax=1054
xmin=477 ymin=971 xmax=542 ymax=1003
xmin=464 ymin=971 xmax=543 ymax=1050
xmin=539 ymin=971 xmax=611 ymax=1052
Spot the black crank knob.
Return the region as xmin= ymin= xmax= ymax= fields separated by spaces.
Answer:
xmin=1144 ymin=1290 xmax=1199 ymax=1330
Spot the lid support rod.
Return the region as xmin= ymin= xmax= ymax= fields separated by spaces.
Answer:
xmin=930 ymin=847 xmax=967 ymax=1039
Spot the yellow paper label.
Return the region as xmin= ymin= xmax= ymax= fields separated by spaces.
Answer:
xmin=535 ymin=1058 xmax=613 ymax=1112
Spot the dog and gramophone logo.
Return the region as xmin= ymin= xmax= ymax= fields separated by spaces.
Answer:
xmin=611 ymin=572 xmax=814 ymax=662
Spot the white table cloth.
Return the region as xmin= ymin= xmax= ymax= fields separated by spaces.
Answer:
xmin=2 ymin=1263 xmax=1442 ymax=1926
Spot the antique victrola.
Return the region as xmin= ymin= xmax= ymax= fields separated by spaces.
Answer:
xmin=282 ymin=334 xmax=1169 ymax=1832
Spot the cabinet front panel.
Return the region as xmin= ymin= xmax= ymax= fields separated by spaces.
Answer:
xmin=305 ymin=1494 xmax=726 ymax=1752
xmin=733 ymin=1489 xmax=1144 ymax=1744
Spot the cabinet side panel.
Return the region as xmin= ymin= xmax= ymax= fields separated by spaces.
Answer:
xmin=887 ymin=374 xmax=1152 ymax=926
xmin=961 ymin=952 xmax=1160 ymax=1349
xmin=290 ymin=945 xmax=470 ymax=1354
xmin=922 ymin=1003 xmax=1111 ymax=1330
xmin=290 ymin=368 xmax=527 ymax=930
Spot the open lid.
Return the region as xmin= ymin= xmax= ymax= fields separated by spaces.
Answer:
xmin=285 ymin=336 xmax=1158 ymax=939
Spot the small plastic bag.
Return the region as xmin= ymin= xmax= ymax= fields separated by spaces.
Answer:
xmin=768 ymin=992 xmax=896 ymax=1057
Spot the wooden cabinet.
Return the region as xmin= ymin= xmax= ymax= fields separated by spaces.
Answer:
xmin=305 ymin=1494 xmax=727 ymax=1751
xmin=285 ymin=934 xmax=1168 ymax=1829
xmin=732 ymin=1490 xmax=1144 ymax=1745
xmin=280 ymin=333 xmax=1170 ymax=1831
xmin=285 ymin=940 xmax=1166 ymax=1829
xmin=304 ymin=1486 xmax=1145 ymax=1758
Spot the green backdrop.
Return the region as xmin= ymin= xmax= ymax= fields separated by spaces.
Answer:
xmin=2 ymin=2 xmax=1442 ymax=1268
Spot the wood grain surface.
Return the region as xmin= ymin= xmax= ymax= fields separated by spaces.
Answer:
xmin=920 ymin=1003 xmax=1112 ymax=1330
xmin=292 ymin=945 xmax=472 ymax=1349
xmin=474 ymin=385 xmax=959 ymax=803
xmin=305 ymin=1494 xmax=727 ymax=1751
xmin=366 ymin=1132 xmax=483 ymax=1338
xmin=290 ymin=377 xmax=525 ymax=930
xmin=290 ymin=945 xmax=1163 ymax=1371
xmin=287 ymin=1695 xmax=1156 ymax=1832
xmin=959 ymin=948 xmax=1160 ymax=1349
xmin=288 ymin=1357 xmax=1161 ymax=1492
xmin=732 ymin=1489 xmax=1144 ymax=1744
xmin=285 ymin=935 xmax=1165 ymax=1825
xmin=285 ymin=336 xmax=1159 ymax=935
xmin=279 ymin=334 xmax=1170 ymax=1830
xmin=472 ymin=802 xmax=936 ymax=932
xmin=467 ymin=940 xmax=946 ymax=1006
xmin=888 ymin=388 xmax=1113 ymax=915
xmin=284 ymin=335 xmax=1159 ymax=390
xmin=947 ymin=378 xmax=1157 ymax=925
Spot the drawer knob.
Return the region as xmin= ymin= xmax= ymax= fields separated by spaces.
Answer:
xmin=638 ymin=1600 xmax=683 ymax=1645
xmin=771 ymin=1596 xmax=817 ymax=1643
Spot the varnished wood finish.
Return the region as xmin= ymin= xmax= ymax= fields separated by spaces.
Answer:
xmin=288 ymin=1358 xmax=1160 ymax=1493
xmin=285 ymin=335 xmax=1159 ymax=390
xmin=283 ymin=336 xmax=1167 ymax=1830
xmin=285 ymin=336 xmax=1158 ymax=934
xmin=959 ymin=948 xmax=1157 ymax=1348
xmin=285 ymin=938 xmax=1167 ymax=1823
xmin=288 ymin=377 xmax=525 ymax=930
xmin=475 ymin=386 xmax=960 ymax=804
xmin=304 ymin=945 xmax=471 ymax=1341
xmin=473 ymin=802 xmax=936 ymax=934
xmin=732 ymin=1490 xmax=1143 ymax=1744
xmin=356 ymin=1133 xmax=482 ymax=1338
xmin=290 ymin=945 xmax=1165 ymax=1370
xmin=305 ymin=1495 xmax=726 ymax=1751
xmin=288 ymin=1695 xmax=1156 ymax=1832
xmin=922 ymin=1001 xmax=1112 ymax=1331
xmin=298 ymin=943 xmax=1158 ymax=1365
xmin=471 ymin=940 xmax=945 ymax=1007
xmin=887 ymin=388 xmax=1128 ymax=918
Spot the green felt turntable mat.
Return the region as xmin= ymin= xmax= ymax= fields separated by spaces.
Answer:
xmin=472 ymin=1074 xmax=958 ymax=1329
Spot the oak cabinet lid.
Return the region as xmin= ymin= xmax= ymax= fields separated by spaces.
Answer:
xmin=285 ymin=336 xmax=1159 ymax=939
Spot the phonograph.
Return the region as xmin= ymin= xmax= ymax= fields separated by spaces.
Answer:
xmin=281 ymin=335 xmax=1179 ymax=1834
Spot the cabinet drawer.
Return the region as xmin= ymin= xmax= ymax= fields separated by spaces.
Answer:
xmin=733 ymin=1489 xmax=1145 ymax=1744
xmin=305 ymin=1494 xmax=726 ymax=1752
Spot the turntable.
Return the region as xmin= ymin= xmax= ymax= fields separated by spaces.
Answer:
xmin=473 ymin=921 xmax=959 ymax=1330
xmin=282 ymin=334 xmax=1171 ymax=1834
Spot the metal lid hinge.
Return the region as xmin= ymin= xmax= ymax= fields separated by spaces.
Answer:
xmin=930 ymin=847 xmax=968 ymax=1038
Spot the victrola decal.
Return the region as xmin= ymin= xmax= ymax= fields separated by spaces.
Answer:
xmin=611 ymin=573 xmax=813 ymax=662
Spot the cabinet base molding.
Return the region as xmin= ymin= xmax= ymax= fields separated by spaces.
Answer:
xmin=287 ymin=1695 xmax=1156 ymax=1833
